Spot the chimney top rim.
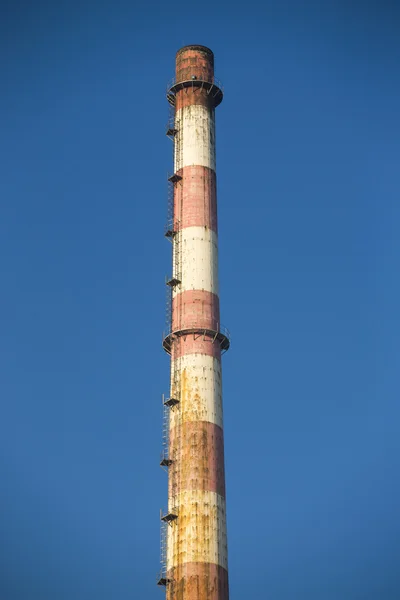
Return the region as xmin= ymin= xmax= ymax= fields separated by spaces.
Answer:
xmin=176 ymin=45 xmax=214 ymax=57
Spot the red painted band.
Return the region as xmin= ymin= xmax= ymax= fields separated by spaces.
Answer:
xmin=172 ymin=290 xmax=220 ymax=333
xmin=171 ymin=335 xmax=222 ymax=360
xmin=174 ymin=166 xmax=217 ymax=232
xmin=175 ymin=89 xmax=215 ymax=110
xmin=166 ymin=562 xmax=229 ymax=600
xmin=168 ymin=421 xmax=226 ymax=498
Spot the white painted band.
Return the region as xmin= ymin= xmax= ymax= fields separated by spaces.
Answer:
xmin=170 ymin=354 xmax=223 ymax=429
xmin=174 ymin=105 xmax=216 ymax=171
xmin=173 ymin=226 xmax=219 ymax=296
xmin=167 ymin=489 xmax=228 ymax=570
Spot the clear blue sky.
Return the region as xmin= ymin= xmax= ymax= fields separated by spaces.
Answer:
xmin=1 ymin=1 xmax=399 ymax=598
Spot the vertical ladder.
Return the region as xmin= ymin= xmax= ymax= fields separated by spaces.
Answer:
xmin=174 ymin=108 xmax=183 ymax=174
xmin=165 ymin=217 xmax=181 ymax=289
xmin=166 ymin=103 xmax=177 ymax=139
xmin=158 ymin=94 xmax=181 ymax=593
xmin=160 ymin=399 xmax=172 ymax=468
xmin=165 ymin=102 xmax=177 ymax=237
xmin=165 ymin=179 xmax=175 ymax=239
xmin=172 ymin=226 xmax=181 ymax=286
xmin=165 ymin=283 xmax=172 ymax=333
xmin=157 ymin=518 xmax=169 ymax=586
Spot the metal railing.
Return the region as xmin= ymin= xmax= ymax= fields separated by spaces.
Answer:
xmin=166 ymin=75 xmax=223 ymax=94
xmin=163 ymin=321 xmax=229 ymax=339
xmin=162 ymin=322 xmax=230 ymax=354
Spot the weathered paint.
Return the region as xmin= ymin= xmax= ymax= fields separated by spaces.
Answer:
xmin=174 ymin=165 xmax=217 ymax=232
xmin=172 ymin=334 xmax=222 ymax=360
xmin=170 ymin=354 xmax=223 ymax=428
xmin=166 ymin=489 xmax=228 ymax=570
xmin=175 ymin=105 xmax=216 ymax=171
xmin=176 ymin=45 xmax=214 ymax=85
xmin=166 ymin=562 xmax=229 ymax=600
xmin=169 ymin=420 xmax=226 ymax=497
xmin=175 ymin=89 xmax=215 ymax=110
xmin=172 ymin=226 xmax=219 ymax=296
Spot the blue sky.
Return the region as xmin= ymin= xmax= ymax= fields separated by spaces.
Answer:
xmin=1 ymin=1 xmax=399 ymax=598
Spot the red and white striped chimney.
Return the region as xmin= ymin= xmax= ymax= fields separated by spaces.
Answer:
xmin=160 ymin=45 xmax=229 ymax=600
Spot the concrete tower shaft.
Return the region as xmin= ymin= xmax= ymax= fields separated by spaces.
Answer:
xmin=160 ymin=46 xmax=229 ymax=600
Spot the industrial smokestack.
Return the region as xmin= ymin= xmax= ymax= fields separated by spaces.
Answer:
xmin=158 ymin=45 xmax=229 ymax=600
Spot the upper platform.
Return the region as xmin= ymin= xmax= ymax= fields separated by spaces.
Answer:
xmin=166 ymin=77 xmax=223 ymax=108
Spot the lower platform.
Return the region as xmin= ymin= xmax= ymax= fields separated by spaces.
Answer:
xmin=162 ymin=325 xmax=230 ymax=355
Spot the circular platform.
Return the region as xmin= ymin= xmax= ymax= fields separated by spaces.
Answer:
xmin=162 ymin=325 xmax=230 ymax=355
xmin=166 ymin=78 xmax=223 ymax=108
